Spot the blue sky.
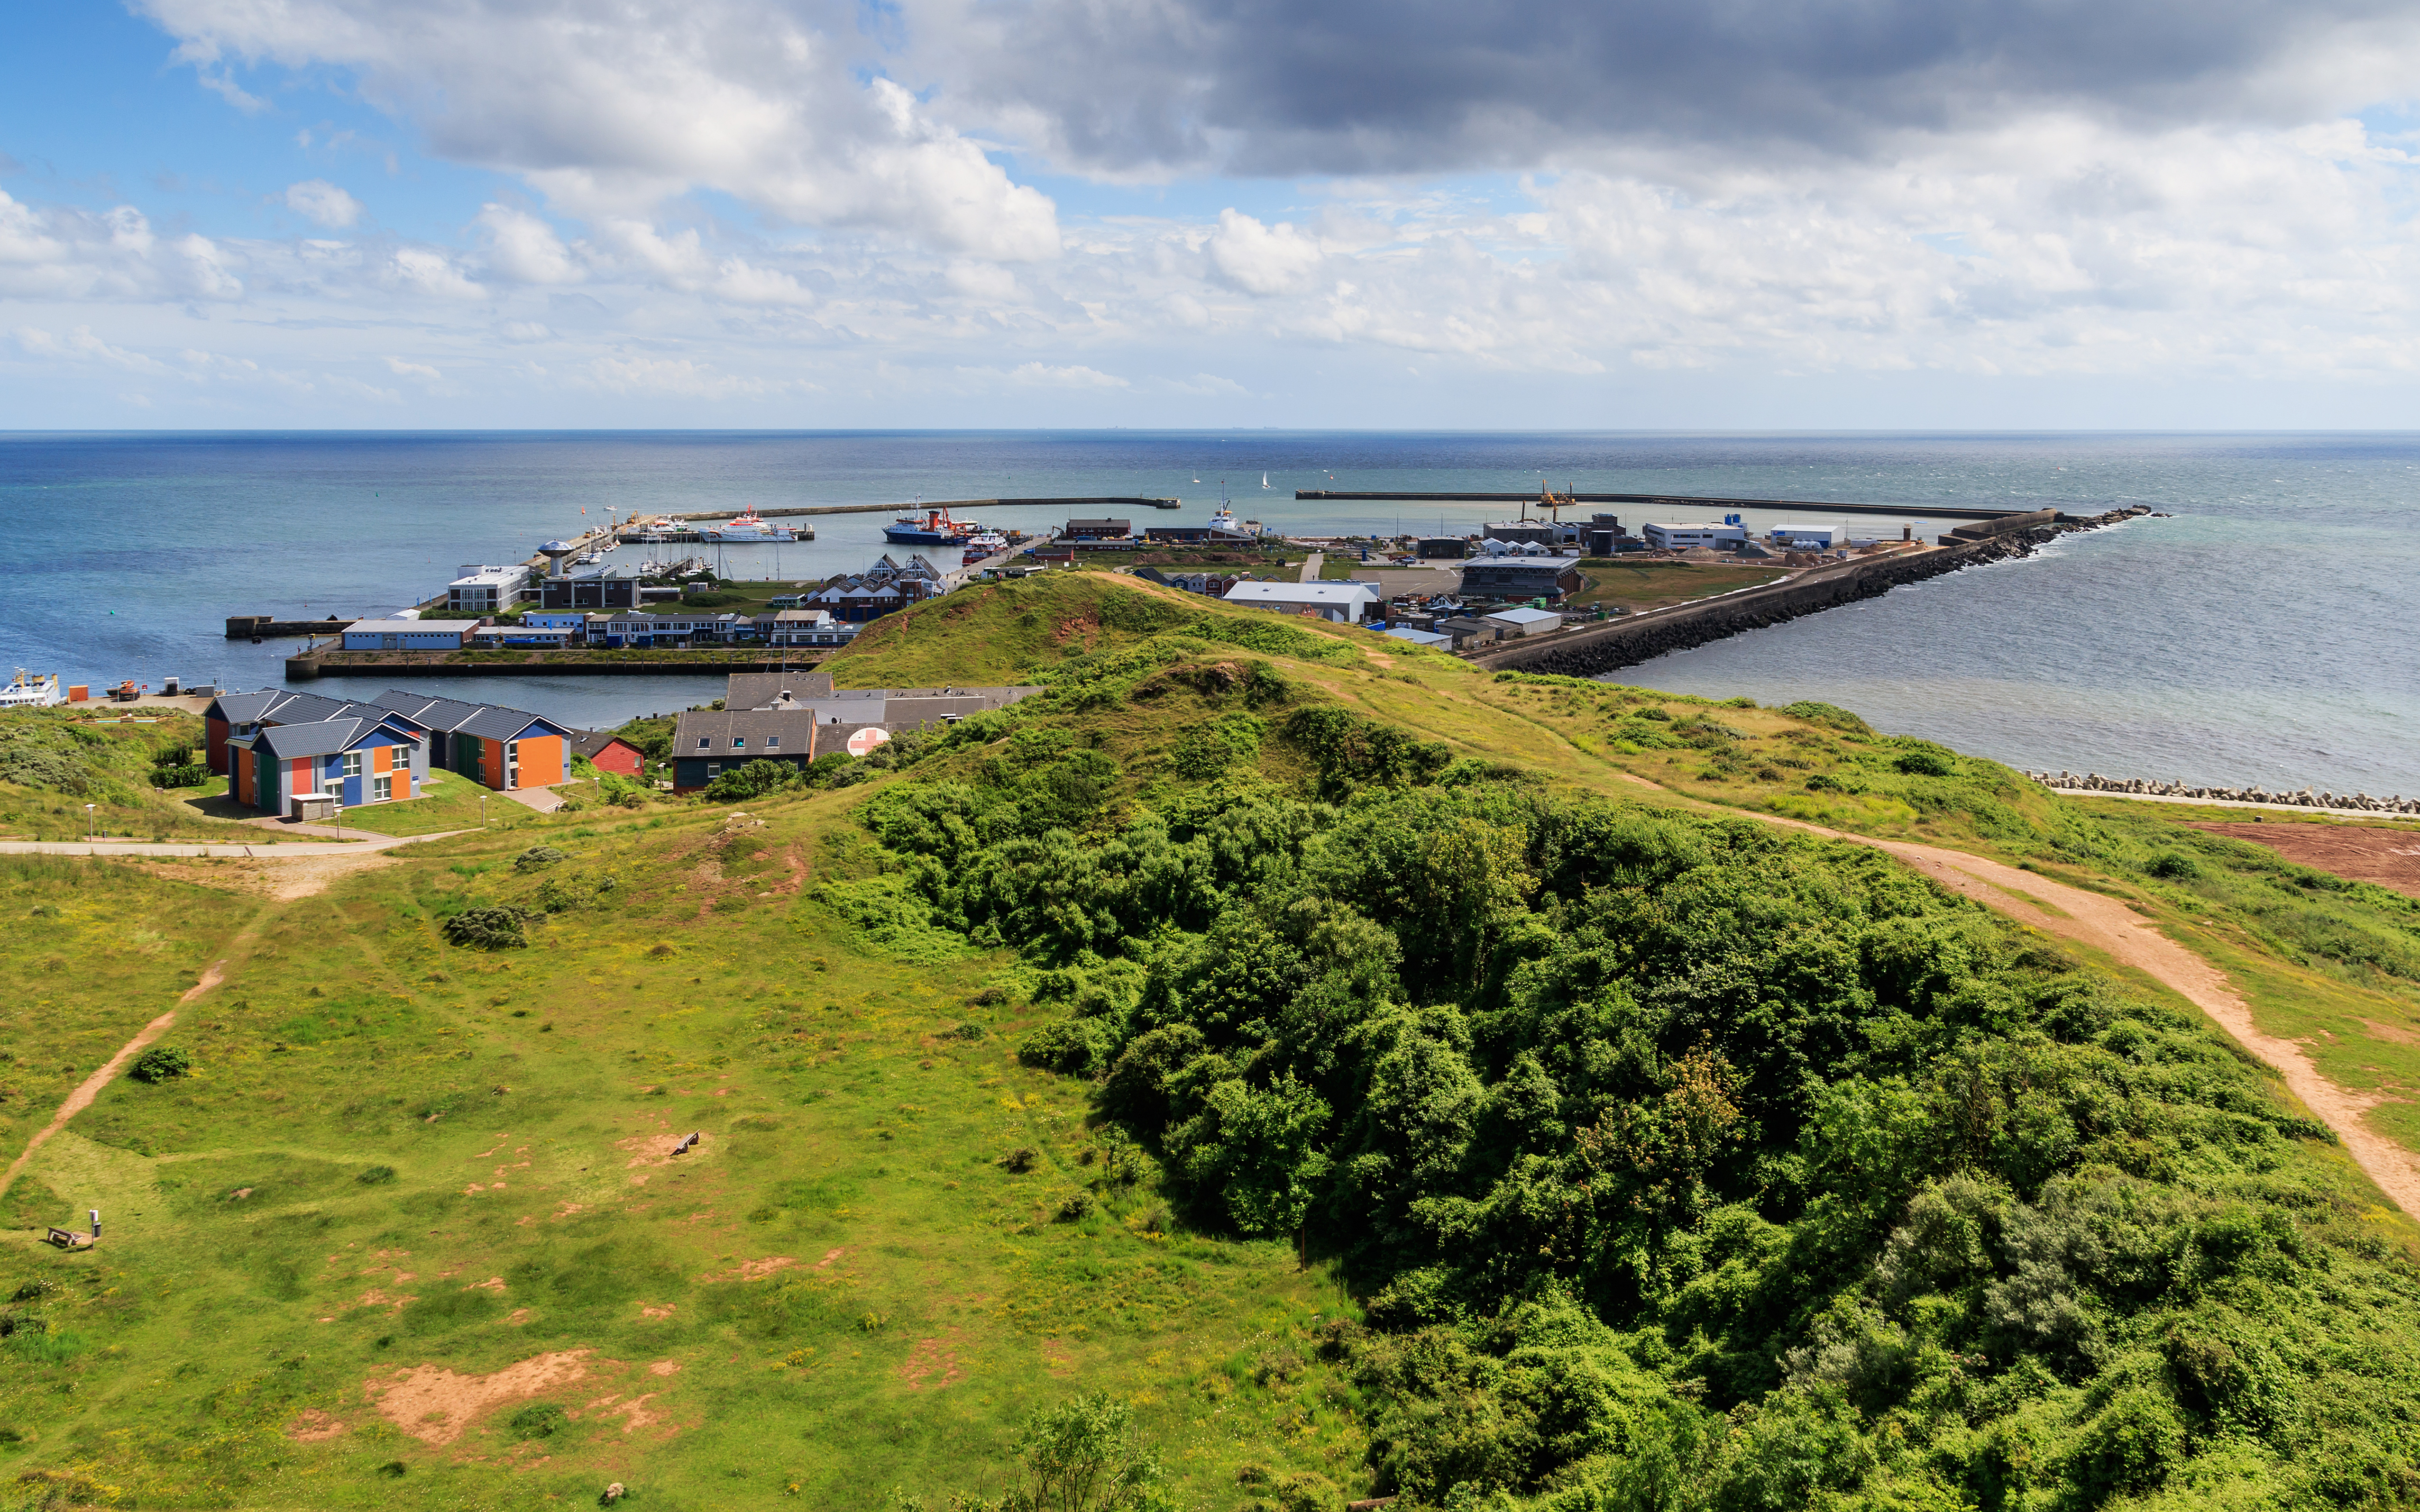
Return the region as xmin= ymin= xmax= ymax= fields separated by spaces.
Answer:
xmin=5 ymin=0 xmax=2420 ymax=428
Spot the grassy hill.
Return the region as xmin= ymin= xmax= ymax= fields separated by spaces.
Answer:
xmin=2 ymin=573 xmax=2419 ymax=1511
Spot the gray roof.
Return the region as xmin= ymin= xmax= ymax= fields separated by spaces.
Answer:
xmin=206 ymin=689 xmax=284 ymax=725
xmin=456 ymin=705 xmax=563 ymax=742
xmin=260 ymin=691 xmax=357 ymax=726
xmin=567 ymin=729 xmax=638 ymax=760
xmin=375 ymin=689 xmax=490 ymax=731
xmin=725 ymin=672 xmax=837 ymax=710
xmin=252 ymin=718 xmax=366 ymax=760
xmin=674 ymin=708 xmax=829 ymax=755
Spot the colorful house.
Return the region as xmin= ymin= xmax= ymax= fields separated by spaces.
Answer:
xmin=227 ymin=715 xmax=423 ymax=816
xmin=373 ymin=691 xmax=572 ymax=792
xmin=569 ymin=729 xmax=646 ymax=779
xmin=201 ymin=689 xmax=430 ymax=778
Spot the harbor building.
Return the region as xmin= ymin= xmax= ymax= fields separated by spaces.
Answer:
xmin=342 ymin=619 xmax=474 ymax=652
xmin=537 ymin=571 xmax=647 ymax=611
xmin=1769 ymin=521 xmax=1845 ymax=550
xmin=1481 ymin=520 xmax=1559 ymax=546
xmin=1483 ymin=606 xmax=1565 ymax=638
xmin=1063 ymin=518 xmax=1133 ymax=541
xmin=1641 ymin=522 xmax=1749 ymax=551
xmin=446 ymin=565 xmax=533 ymax=614
xmin=1459 ymin=559 xmax=1583 ymax=601
xmin=1222 ymin=580 xmax=1380 ymax=624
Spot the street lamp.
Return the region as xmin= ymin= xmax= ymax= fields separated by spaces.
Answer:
xmin=84 ymin=802 xmax=95 ymax=844
xmin=480 ymin=793 xmax=487 ymax=827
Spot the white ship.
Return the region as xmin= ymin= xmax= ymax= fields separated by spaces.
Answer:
xmin=1 ymin=669 xmax=64 ymax=709
xmin=698 ymin=511 xmax=798 ymax=543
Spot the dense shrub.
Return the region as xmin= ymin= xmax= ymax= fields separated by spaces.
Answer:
xmin=512 ymin=846 xmax=568 ymax=873
xmin=128 ymin=1046 xmax=190 ymax=1083
xmin=849 ymin=702 xmax=2420 ymax=1512
xmin=442 ymin=905 xmax=535 ymax=949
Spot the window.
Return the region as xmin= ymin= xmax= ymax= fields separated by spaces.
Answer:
xmin=697 ymin=737 xmax=710 ymax=749
xmin=341 ymin=751 xmax=363 ymax=778
xmin=765 ymin=735 xmax=779 ymax=749
xmin=372 ymin=774 xmax=392 ymax=802
xmin=706 ymin=762 xmax=721 ymax=778
xmin=732 ymin=736 xmax=745 ymax=749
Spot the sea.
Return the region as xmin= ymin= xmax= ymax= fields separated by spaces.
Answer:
xmin=1 ymin=430 xmax=2412 ymax=796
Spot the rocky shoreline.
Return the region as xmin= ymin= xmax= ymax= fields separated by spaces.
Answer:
xmin=2030 ymin=771 xmax=2420 ymax=817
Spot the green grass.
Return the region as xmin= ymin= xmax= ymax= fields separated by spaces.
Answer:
xmin=1561 ymin=557 xmax=1786 ymax=611
xmin=6 ymin=575 xmax=2420 ymax=1510
xmin=0 ymin=790 xmax=1368 ymax=1509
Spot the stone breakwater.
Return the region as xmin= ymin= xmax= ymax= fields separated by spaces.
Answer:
xmin=1477 ymin=503 xmax=2158 ymax=678
xmin=2028 ymin=772 xmax=2420 ymax=816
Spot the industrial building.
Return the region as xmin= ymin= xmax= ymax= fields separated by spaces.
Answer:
xmin=1221 ymin=580 xmax=1380 ymax=624
xmin=341 ymin=619 xmax=474 ymax=652
xmin=446 ymin=565 xmax=532 ymax=613
xmin=1458 ymin=559 xmax=1583 ymax=600
xmin=1642 ymin=522 xmax=1749 ymax=552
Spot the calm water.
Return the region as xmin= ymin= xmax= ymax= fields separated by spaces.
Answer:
xmin=0 ymin=431 xmax=2411 ymax=791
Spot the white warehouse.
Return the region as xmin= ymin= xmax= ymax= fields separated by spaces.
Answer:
xmin=1641 ymin=522 xmax=1748 ymax=551
xmin=447 ymin=564 xmax=533 ymax=613
xmin=1222 ymin=580 xmax=1380 ymax=624
xmin=1769 ymin=521 xmax=1847 ymax=549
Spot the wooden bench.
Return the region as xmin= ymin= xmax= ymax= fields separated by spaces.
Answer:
xmin=43 ymin=1228 xmax=92 ymax=1250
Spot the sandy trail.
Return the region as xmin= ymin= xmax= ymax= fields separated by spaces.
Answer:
xmin=0 ymin=954 xmax=237 ymax=1201
xmin=1752 ymin=809 xmax=2420 ymax=1214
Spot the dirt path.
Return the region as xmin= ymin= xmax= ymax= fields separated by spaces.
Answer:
xmin=0 ymin=945 xmax=246 ymax=1202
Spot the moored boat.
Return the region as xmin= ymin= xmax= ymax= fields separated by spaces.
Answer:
xmin=0 ymin=669 xmax=64 ymax=709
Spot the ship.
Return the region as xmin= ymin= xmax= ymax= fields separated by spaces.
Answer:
xmin=885 ymin=506 xmax=978 ymax=546
xmin=0 ymin=669 xmax=64 ymax=709
xmin=960 ymin=531 xmax=1009 ymax=565
xmin=697 ymin=511 xmax=798 ymax=543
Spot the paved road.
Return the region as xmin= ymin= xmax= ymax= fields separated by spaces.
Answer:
xmin=1298 ymin=551 xmax=1323 ymax=583
xmin=0 ymin=830 xmax=471 ymax=859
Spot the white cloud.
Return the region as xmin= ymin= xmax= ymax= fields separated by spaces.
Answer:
xmin=384 ymin=354 xmax=440 ymax=379
xmin=1006 ymin=361 xmax=1127 ymax=388
xmin=1206 ymin=209 xmax=1324 ymax=295
xmin=389 ymin=246 xmax=482 ymax=299
xmin=476 ymin=204 xmax=583 ymax=284
xmin=284 ymin=179 xmax=363 ymax=228
xmin=138 ymin=0 xmax=1063 ymax=261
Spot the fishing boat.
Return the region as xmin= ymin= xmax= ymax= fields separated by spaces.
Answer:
xmin=0 ymin=669 xmax=64 ymax=709
xmin=698 ymin=511 xmax=798 ymax=543
xmin=885 ymin=507 xmax=977 ymax=546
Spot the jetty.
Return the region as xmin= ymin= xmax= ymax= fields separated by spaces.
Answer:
xmin=1471 ymin=505 xmax=2151 ymax=678
xmin=1297 ymin=490 xmax=2056 ymax=523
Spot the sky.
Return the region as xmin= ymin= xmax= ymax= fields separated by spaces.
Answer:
xmin=4 ymin=0 xmax=2420 ymax=429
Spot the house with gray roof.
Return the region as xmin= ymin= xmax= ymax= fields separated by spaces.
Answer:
xmin=226 ymin=713 xmax=425 ymax=817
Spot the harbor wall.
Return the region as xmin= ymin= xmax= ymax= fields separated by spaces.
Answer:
xmin=1473 ymin=503 xmax=2151 ymax=679
xmin=285 ymin=652 xmax=827 ymax=680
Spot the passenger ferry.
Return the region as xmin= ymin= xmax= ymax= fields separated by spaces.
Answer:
xmin=698 ymin=511 xmax=798 ymax=543
xmin=0 ymin=669 xmax=64 ymax=709
xmin=885 ymin=507 xmax=978 ymax=547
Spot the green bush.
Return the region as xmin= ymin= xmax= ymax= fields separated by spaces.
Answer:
xmin=513 ymin=845 xmax=569 ymax=873
xmin=704 ymin=759 xmax=798 ymax=802
xmin=442 ymin=905 xmax=535 ymax=949
xmin=2146 ymin=852 xmax=2200 ymax=880
xmin=509 ymin=1402 xmax=568 ymax=1439
xmin=128 ymin=1046 xmax=191 ymax=1083
xmin=846 ymin=702 xmax=2420 ymax=1511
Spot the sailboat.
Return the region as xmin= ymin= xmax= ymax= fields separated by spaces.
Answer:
xmin=1262 ymin=474 xmax=1270 ymax=489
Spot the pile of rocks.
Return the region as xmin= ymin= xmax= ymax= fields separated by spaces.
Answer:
xmin=2026 ymin=770 xmax=2420 ymax=816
